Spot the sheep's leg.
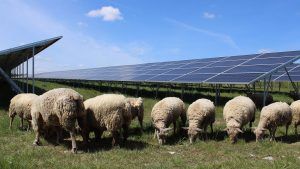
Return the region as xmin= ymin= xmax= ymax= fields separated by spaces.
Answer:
xmin=180 ymin=113 xmax=187 ymax=127
xmin=138 ymin=116 xmax=143 ymax=131
xmin=94 ymin=130 xmax=103 ymax=141
xmin=210 ymin=123 xmax=213 ymax=134
xmin=20 ymin=117 xmax=24 ymax=130
xmin=112 ymin=131 xmax=120 ymax=146
xmin=285 ymin=124 xmax=289 ymax=137
xmin=9 ymin=116 xmax=15 ymax=129
xmin=55 ymin=127 xmax=62 ymax=145
xmin=153 ymin=129 xmax=157 ymax=139
xmin=27 ymin=120 xmax=31 ymax=131
xmin=249 ymin=122 xmax=252 ymax=128
xmin=204 ymin=126 xmax=208 ymax=140
xmin=77 ymin=116 xmax=88 ymax=147
xmin=295 ymin=124 xmax=298 ymax=135
xmin=33 ymin=131 xmax=41 ymax=146
xmin=269 ymin=128 xmax=276 ymax=141
xmin=122 ymin=125 xmax=129 ymax=143
xmin=173 ymin=121 xmax=176 ymax=134
xmin=69 ymin=130 xmax=77 ymax=154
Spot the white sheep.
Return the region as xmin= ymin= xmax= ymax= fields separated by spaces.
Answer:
xmin=84 ymin=94 xmax=131 ymax=146
xmin=290 ymin=100 xmax=300 ymax=135
xmin=126 ymin=97 xmax=144 ymax=130
xmin=182 ymin=98 xmax=215 ymax=143
xmin=223 ymin=96 xmax=256 ymax=143
xmin=254 ymin=102 xmax=292 ymax=141
xmin=8 ymin=93 xmax=38 ymax=130
xmin=31 ymin=88 xmax=87 ymax=153
xmin=151 ymin=97 xmax=186 ymax=145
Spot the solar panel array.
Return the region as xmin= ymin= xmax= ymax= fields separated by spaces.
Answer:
xmin=0 ymin=36 xmax=62 ymax=71
xmin=36 ymin=50 xmax=300 ymax=84
xmin=272 ymin=63 xmax=300 ymax=82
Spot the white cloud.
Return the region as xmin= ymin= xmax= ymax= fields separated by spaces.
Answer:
xmin=165 ymin=18 xmax=239 ymax=49
xmin=0 ymin=1 xmax=146 ymax=73
xmin=87 ymin=6 xmax=123 ymax=21
xmin=203 ymin=12 xmax=216 ymax=19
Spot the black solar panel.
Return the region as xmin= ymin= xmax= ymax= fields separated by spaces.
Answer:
xmin=36 ymin=50 xmax=300 ymax=84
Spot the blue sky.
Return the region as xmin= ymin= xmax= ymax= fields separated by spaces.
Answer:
xmin=1 ymin=0 xmax=300 ymax=72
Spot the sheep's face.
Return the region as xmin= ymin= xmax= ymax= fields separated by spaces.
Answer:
xmin=226 ymin=127 xmax=243 ymax=144
xmin=157 ymin=130 xmax=168 ymax=144
xmin=188 ymin=129 xmax=198 ymax=143
xmin=156 ymin=127 xmax=172 ymax=145
xmin=254 ymin=128 xmax=266 ymax=142
xmin=187 ymin=128 xmax=202 ymax=143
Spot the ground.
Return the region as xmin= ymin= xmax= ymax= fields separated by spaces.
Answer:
xmin=0 ymin=81 xmax=299 ymax=169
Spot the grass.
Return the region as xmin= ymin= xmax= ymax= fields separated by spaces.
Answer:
xmin=0 ymin=81 xmax=300 ymax=169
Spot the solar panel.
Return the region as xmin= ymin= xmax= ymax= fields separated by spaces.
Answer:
xmin=272 ymin=63 xmax=300 ymax=82
xmin=0 ymin=36 xmax=62 ymax=70
xmin=36 ymin=50 xmax=300 ymax=84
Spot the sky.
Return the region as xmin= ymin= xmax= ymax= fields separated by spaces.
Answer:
xmin=1 ymin=0 xmax=300 ymax=73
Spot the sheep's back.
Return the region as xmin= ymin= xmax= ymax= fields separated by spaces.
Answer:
xmin=151 ymin=97 xmax=184 ymax=125
xmin=223 ymin=96 xmax=256 ymax=126
xmin=261 ymin=102 xmax=292 ymax=126
xmin=188 ymin=99 xmax=214 ymax=120
xmin=84 ymin=94 xmax=127 ymax=131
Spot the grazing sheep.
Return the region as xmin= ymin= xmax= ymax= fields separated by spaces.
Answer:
xmin=182 ymin=99 xmax=215 ymax=143
xmin=254 ymin=102 xmax=292 ymax=141
xmin=126 ymin=97 xmax=144 ymax=130
xmin=31 ymin=88 xmax=87 ymax=153
xmin=9 ymin=93 xmax=38 ymax=130
xmin=223 ymin=96 xmax=256 ymax=143
xmin=290 ymin=100 xmax=300 ymax=135
xmin=247 ymin=92 xmax=273 ymax=108
xmin=151 ymin=97 xmax=186 ymax=145
xmin=84 ymin=94 xmax=132 ymax=146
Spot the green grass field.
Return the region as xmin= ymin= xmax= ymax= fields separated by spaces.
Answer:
xmin=0 ymin=81 xmax=300 ymax=169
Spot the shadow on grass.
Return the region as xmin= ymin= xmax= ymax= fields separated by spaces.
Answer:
xmin=45 ymin=133 xmax=149 ymax=153
xmin=275 ymin=134 xmax=300 ymax=144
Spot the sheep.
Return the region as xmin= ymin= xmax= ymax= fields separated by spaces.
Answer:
xmin=126 ymin=97 xmax=144 ymax=130
xmin=151 ymin=97 xmax=186 ymax=145
xmin=182 ymin=98 xmax=215 ymax=143
xmin=254 ymin=102 xmax=292 ymax=141
xmin=31 ymin=88 xmax=87 ymax=153
xmin=84 ymin=94 xmax=132 ymax=146
xmin=223 ymin=96 xmax=256 ymax=143
xmin=247 ymin=92 xmax=273 ymax=108
xmin=290 ymin=100 xmax=300 ymax=135
xmin=8 ymin=93 xmax=38 ymax=130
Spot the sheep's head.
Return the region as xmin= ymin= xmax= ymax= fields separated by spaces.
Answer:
xmin=128 ymin=97 xmax=144 ymax=116
xmin=156 ymin=127 xmax=172 ymax=145
xmin=224 ymin=127 xmax=243 ymax=144
xmin=182 ymin=127 xmax=203 ymax=143
xmin=253 ymin=127 xmax=267 ymax=142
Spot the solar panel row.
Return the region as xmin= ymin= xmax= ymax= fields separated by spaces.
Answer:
xmin=36 ymin=50 xmax=300 ymax=84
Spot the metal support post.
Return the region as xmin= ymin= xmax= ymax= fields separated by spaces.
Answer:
xmin=155 ymin=84 xmax=160 ymax=99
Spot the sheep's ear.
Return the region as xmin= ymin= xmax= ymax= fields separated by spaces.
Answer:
xmin=223 ymin=128 xmax=228 ymax=131
xmin=182 ymin=127 xmax=189 ymax=130
xmin=195 ymin=128 xmax=203 ymax=132
xmin=236 ymin=128 xmax=244 ymax=133
xmin=162 ymin=128 xmax=173 ymax=132
xmin=261 ymin=128 xmax=268 ymax=131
